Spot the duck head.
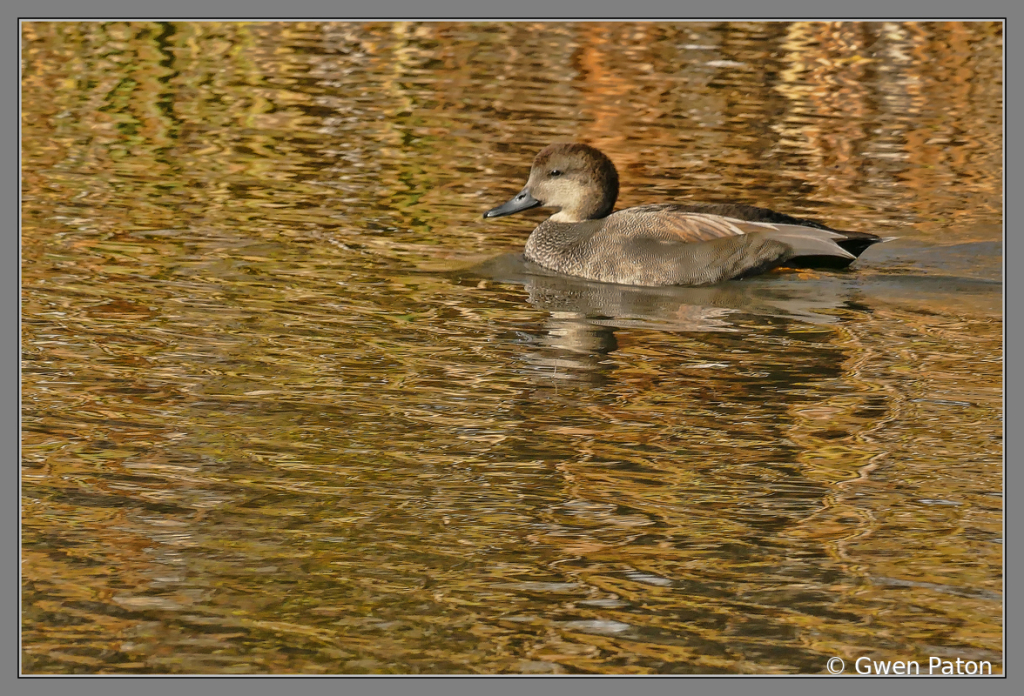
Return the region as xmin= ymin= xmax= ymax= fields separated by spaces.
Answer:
xmin=483 ymin=143 xmax=620 ymax=223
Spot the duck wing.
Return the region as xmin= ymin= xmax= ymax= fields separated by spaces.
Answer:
xmin=649 ymin=202 xmax=887 ymax=261
xmin=609 ymin=206 xmax=851 ymax=257
xmin=609 ymin=205 xmax=870 ymax=269
xmin=610 ymin=205 xmax=748 ymax=242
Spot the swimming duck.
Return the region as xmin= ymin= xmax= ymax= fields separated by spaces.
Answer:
xmin=483 ymin=143 xmax=886 ymax=287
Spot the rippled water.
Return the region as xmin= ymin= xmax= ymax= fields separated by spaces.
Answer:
xmin=22 ymin=21 xmax=1002 ymax=675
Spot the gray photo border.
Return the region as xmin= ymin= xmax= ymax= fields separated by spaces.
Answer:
xmin=8 ymin=2 xmax=1016 ymax=696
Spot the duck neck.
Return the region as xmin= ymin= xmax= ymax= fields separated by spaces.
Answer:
xmin=551 ymin=189 xmax=616 ymax=222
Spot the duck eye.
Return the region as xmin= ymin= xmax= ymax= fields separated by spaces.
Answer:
xmin=549 ymin=169 xmax=563 ymax=177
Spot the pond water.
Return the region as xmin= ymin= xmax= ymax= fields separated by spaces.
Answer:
xmin=21 ymin=21 xmax=1002 ymax=675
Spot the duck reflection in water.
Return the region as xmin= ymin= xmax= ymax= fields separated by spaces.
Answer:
xmin=462 ymin=251 xmax=863 ymax=385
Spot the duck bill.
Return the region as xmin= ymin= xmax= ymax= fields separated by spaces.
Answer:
xmin=483 ymin=189 xmax=542 ymax=218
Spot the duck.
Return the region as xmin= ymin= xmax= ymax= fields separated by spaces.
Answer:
xmin=483 ymin=143 xmax=887 ymax=287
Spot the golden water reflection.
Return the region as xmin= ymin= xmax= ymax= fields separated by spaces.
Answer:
xmin=22 ymin=21 xmax=1001 ymax=674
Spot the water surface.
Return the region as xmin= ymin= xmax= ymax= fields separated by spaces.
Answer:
xmin=21 ymin=21 xmax=1002 ymax=675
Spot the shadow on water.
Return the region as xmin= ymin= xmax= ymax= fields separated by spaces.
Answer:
xmin=463 ymin=252 xmax=857 ymax=328
xmin=454 ymin=238 xmax=999 ymax=352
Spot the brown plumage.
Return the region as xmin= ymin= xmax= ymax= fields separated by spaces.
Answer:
xmin=483 ymin=143 xmax=888 ymax=287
